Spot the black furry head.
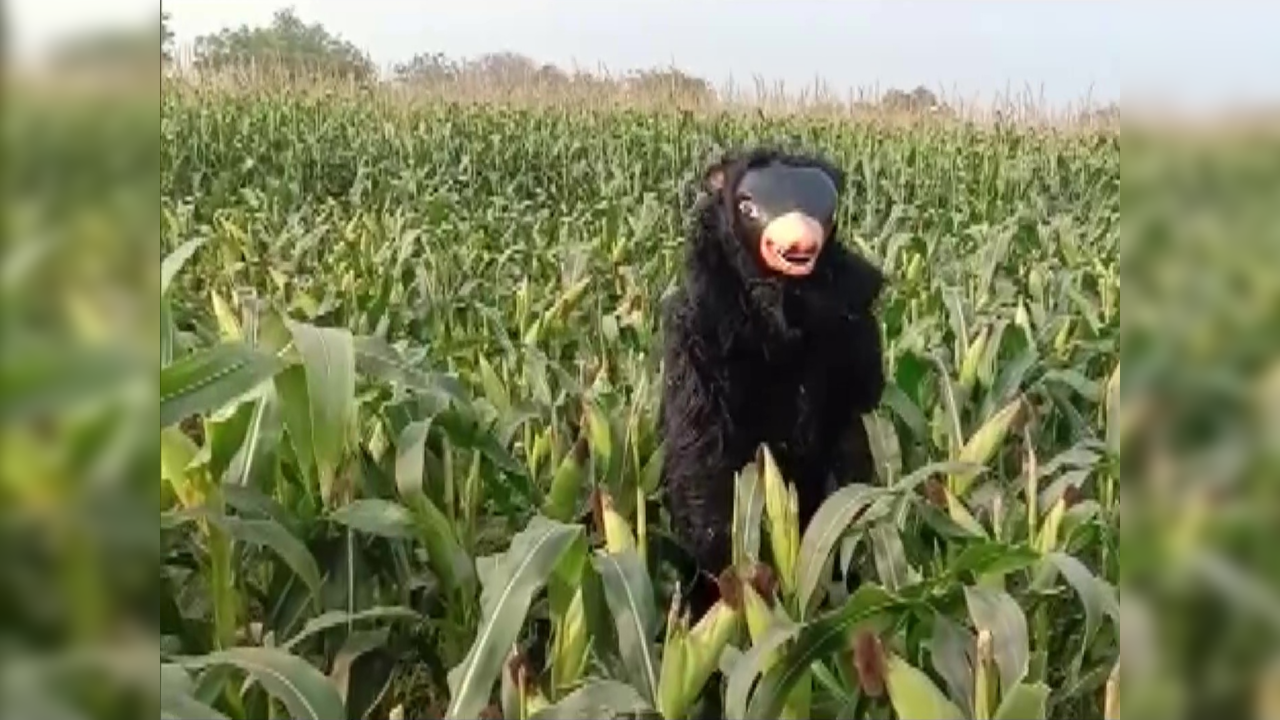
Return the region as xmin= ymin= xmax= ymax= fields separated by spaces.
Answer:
xmin=689 ymin=147 xmax=848 ymax=285
xmin=682 ymin=147 xmax=876 ymax=345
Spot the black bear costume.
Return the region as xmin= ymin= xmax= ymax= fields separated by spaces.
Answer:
xmin=659 ymin=147 xmax=887 ymax=616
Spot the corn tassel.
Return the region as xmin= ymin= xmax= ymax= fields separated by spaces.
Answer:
xmin=741 ymin=573 xmax=810 ymax=719
xmin=598 ymin=488 xmax=636 ymax=554
xmin=974 ymin=628 xmax=998 ymax=720
xmin=759 ymin=446 xmax=799 ymax=599
xmin=550 ymin=588 xmax=590 ymax=697
xmin=658 ymin=593 xmax=689 ymax=719
xmin=950 ymin=396 xmax=1028 ymax=497
xmin=528 ymin=428 xmax=553 ymax=483
xmin=958 ymin=326 xmax=989 ymax=392
xmin=1054 ymin=317 xmax=1073 ymax=357
xmin=1104 ymin=662 xmax=1118 ymax=720
xmin=543 ymin=437 xmax=587 ymax=522
xmin=1037 ymin=494 xmax=1067 ymax=553
xmin=658 ymin=590 xmax=741 ymax=720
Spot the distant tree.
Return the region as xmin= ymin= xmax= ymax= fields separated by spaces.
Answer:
xmin=161 ymin=11 xmax=175 ymax=64
xmin=883 ymin=85 xmax=943 ymax=112
xmin=390 ymin=48 xmax=711 ymax=101
xmin=532 ymin=63 xmax=569 ymax=87
xmin=192 ymin=7 xmax=376 ymax=81
xmin=392 ymin=51 xmax=459 ymax=84
xmin=1087 ymin=103 xmax=1120 ymax=124
xmin=463 ymin=52 xmax=542 ymax=84
xmin=624 ymin=67 xmax=716 ymax=105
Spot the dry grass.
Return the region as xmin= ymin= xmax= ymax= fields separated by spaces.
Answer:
xmin=157 ymin=52 xmax=1122 ymax=133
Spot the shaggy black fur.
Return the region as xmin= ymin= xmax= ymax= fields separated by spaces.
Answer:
xmin=659 ymin=147 xmax=887 ymax=616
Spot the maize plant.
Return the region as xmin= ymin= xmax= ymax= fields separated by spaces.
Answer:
xmin=128 ymin=73 xmax=1274 ymax=720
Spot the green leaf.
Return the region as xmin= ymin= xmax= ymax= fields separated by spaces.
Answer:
xmin=473 ymin=429 xmax=529 ymax=478
xmin=328 ymin=498 xmax=416 ymax=539
xmin=354 ymin=334 xmax=466 ymax=405
xmin=180 ymin=647 xmax=346 ymax=720
xmin=883 ymin=381 xmax=929 ymax=442
xmin=497 ymin=401 xmax=541 ymax=448
xmin=593 ymin=550 xmax=660 ymax=704
xmin=223 ymin=385 xmax=283 ymax=489
xmin=160 ymin=424 xmax=199 ymax=484
xmin=404 ymin=489 xmax=475 ymax=599
xmin=285 ymin=319 xmax=356 ymax=505
xmin=964 ymin=585 xmax=1031 ymax=692
xmin=161 ymin=237 xmax=207 ymax=297
xmin=982 ymin=339 xmax=1037 ymax=421
xmin=206 ymin=513 xmax=323 ymax=607
xmin=527 ymin=678 xmax=655 ymax=720
xmin=744 ymin=584 xmax=902 ymax=720
xmin=1 ymin=339 xmax=141 ymax=424
xmin=733 ymin=460 xmax=766 ymax=567
xmin=274 ymin=363 xmax=315 ymax=488
xmin=205 ymin=398 xmax=256 ymax=483
xmin=394 ymin=418 xmax=433 ymax=496
xmin=928 ymin=613 xmax=976 ymax=715
xmin=1105 ymin=362 xmax=1120 ymax=453
xmin=949 ymin=542 xmax=1041 ymax=581
xmin=161 ymin=299 xmax=176 ymax=367
xmin=725 ymin=619 xmax=801 ymax=720
xmin=863 ymin=412 xmax=902 ymax=484
xmin=223 ymin=484 xmax=297 ymax=534
xmin=445 ymin=515 xmax=584 ymax=720
xmin=584 ymin=398 xmax=621 ymax=490
xmin=951 ymin=396 xmax=1027 ymax=497
xmin=1042 ymin=369 xmax=1101 ymax=403
xmin=160 ymin=342 xmax=286 ymax=428
xmin=992 ymin=681 xmax=1051 ymax=720
xmin=544 ymin=437 xmax=588 ymax=523
xmin=638 ymin=442 xmax=664 ymax=495
xmin=1044 ymin=552 xmax=1119 ymax=647
xmin=161 ymin=684 xmax=232 ymax=720
xmin=0 ymin=672 xmax=87 ymax=720
xmin=916 ymin=500 xmax=988 ymax=540
xmin=883 ymin=652 xmax=967 ymax=720
xmin=795 ymin=483 xmax=886 ymax=615
xmin=897 ymin=460 xmax=987 ymax=495
xmin=930 ymin=351 xmax=965 ymax=458
xmin=329 ymin=628 xmax=393 ymax=714
xmin=476 ymin=354 xmax=510 ymax=413
xmin=283 ymin=606 xmax=418 ymax=652
xmin=161 ymin=663 xmax=232 ymax=720
xmin=870 ymin=521 xmax=920 ymax=592
xmin=945 ymin=488 xmax=989 ymax=538
xmin=1188 ymin=551 xmax=1280 ymax=630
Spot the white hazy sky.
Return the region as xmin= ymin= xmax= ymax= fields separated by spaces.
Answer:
xmin=9 ymin=0 xmax=1280 ymax=110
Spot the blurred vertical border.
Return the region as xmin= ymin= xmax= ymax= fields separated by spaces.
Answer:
xmin=1121 ymin=107 xmax=1280 ymax=718
xmin=1 ymin=14 xmax=160 ymax=720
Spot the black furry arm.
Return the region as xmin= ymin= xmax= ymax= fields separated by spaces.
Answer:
xmin=833 ymin=245 xmax=887 ymax=413
xmin=658 ymin=297 xmax=739 ymax=578
xmin=820 ymin=248 xmax=889 ymax=487
xmin=821 ymin=312 xmax=886 ymax=489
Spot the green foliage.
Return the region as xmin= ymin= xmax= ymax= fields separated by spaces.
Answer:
xmin=191 ymin=8 xmax=376 ymax=82
xmin=46 ymin=19 xmax=163 ymax=75
xmin=153 ymin=82 xmax=1128 ymax=719
xmin=7 ymin=59 xmax=1278 ymax=718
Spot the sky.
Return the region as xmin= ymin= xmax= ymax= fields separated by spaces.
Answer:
xmin=8 ymin=0 xmax=1280 ymax=111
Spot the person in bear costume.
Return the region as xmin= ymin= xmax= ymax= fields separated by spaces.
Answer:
xmin=659 ymin=146 xmax=887 ymax=617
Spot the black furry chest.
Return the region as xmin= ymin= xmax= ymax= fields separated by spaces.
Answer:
xmin=723 ymin=344 xmax=833 ymax=462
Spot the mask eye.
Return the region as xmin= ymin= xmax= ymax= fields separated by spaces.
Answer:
xmin=737 ymin=198 xmax=760 ymax=221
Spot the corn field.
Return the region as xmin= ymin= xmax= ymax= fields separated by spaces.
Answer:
xmin=159 ymin=79 xmax=1126 ymax=720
